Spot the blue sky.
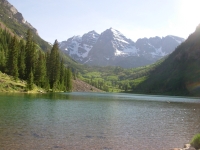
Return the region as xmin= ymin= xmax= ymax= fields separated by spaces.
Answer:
xmin=9 ymin=0 xmax=200 ymax=43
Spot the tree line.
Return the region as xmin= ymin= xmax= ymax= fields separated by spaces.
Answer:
xmin=0 ymin=29 xmax=72 ymax=91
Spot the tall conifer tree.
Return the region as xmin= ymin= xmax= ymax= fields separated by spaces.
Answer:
xmin=0 ymin=48 xmax=6 ymax=71
xmin=6 ymin=36 xmax=19 ymax=80
xmin=59 ymin=59 xmax=66 ymax=91
xmin=66 ymin=68 xmax=72 ymax=91
xmin=35 ymin=51 xmax=46 ymax=87
xmin=25 ymin=29 xmax=36 ymax=79
xmin=49 ymin=40 xmax=60 ymax=89
xmin=18 ymin=40 xmax=26 ymax=79
xmin=27 ymin=69 xmax=34 ymax=90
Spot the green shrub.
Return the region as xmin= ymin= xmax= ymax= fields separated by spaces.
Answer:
xmin=190 ymin=134 xmax=200 ymax=149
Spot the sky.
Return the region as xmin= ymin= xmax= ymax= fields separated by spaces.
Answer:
xmin=8 ymin=0 xmax=200 ymax=43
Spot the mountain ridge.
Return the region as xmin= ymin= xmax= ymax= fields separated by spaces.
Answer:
xmin=0 ymin=0 xmax=52 ymax=51
xmin=59 ymin=28 xmax=184 ymax=68
xmin=0 ymin=0 xmax=38 ymax=35
xmin=133 ymin=24 xmax=200 ymax=96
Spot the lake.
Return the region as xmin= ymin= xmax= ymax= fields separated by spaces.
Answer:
xmin=0 ymin=92 xmax=200 ymax=150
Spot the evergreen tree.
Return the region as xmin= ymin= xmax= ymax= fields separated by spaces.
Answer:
xmin=34 ymin=51 xmax=46 ymax=87
xmin=0 ymin=48 xmax=6 ymax=71
xmin=43 ymin=77 xmax=50 ymax=91
xmin=6 ymin=36 xmax=19 ymax=80
xmin=64 ymin=68 xmax=68 ymax=91
xmin=0 ymin=28 xmax=73 ymax=92
xmin=0 ymin=29 xmax=14 ymax=73
xmin=30 ymin=42 xmax=37 ymax=74
xmin=25 ymin=29 xmax=36 ymax=79
xmin=27 ymin=69 xmax=34 ymax=90
xmin=66 ymin=67 xmax=72 ymax=91
xmin=18 ymin=40 xmax=26 ymax=79
xmin=49 ymin=40 xmax=60 ymax=89
xmin=45 ymin=51 xmax=51 ymax=80
xmin=59 ymin=59 xmax=65 ymax=91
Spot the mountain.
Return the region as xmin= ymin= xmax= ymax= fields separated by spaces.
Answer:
xmin=134 ymin=24 xmax=200 ymax=96
xmin=59 ymin=28 xmax=184 ymax=68
xmin=59 ymin=30 xmax=99 ymax=62
xmin=0 ymin=0 xmax=81 ymax=68
xmin=0 ymin=0 xmax=51 ymax=51
xmin=0 ymin=0 xmax=37 ymax=34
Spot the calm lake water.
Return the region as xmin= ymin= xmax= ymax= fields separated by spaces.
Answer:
xmin=0 ymin=92 xmax=200 ymax=150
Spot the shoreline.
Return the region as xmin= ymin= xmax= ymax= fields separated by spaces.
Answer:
xmin=171 ymin=144 xmax=195 ymax=150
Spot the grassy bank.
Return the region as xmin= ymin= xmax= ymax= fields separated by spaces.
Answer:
xmin=0 ymin=71 xmax=44 ymax=93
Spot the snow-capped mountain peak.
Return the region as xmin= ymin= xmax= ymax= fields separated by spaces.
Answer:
xmin=59 ymin=28 xmax=184 ymax=68
xmin=59 ymin=31 xmax=100 ymax=60
xmin=99 ymin=28 xmax=137 ymax=57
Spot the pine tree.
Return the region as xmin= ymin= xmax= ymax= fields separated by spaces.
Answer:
xmin=43 ymin=77 xmax=50 ymax=91
xmin=66 ymin=67 xmax=72 ymax=91
xmin=0 ymin=29 xmax=14 ymax=73
xmin=0 ymin=48 xmax=6 ymax=71
xmin=34 ymin=51 xmax=46 ymax=87
xmin=59 ymin=59 xmax=65 ymax=91
xmin=27 ymin=69 xmax=34 ymax=90
xmin=18 ymin=40 xmax=26 ymax=79
xmin=6 ymin=36 xmax=19 ymax=80
xmin=49 ymin=40 xmax=60 ymax=89
xmin=64 ymin=68 xmax=68 ymax=91
xmin=45 ymin=51 xmax=51 ymax=80
xmin=25 ymin=29 xmax=36 ymax=79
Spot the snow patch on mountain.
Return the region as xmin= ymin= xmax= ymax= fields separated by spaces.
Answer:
xmin=59 ymin=31 xmax=99 ymax=60
xmin=108 ymin=28 xmax=139 ymax=57
xmin=151 ymin=47 xmax=166 ymax=57
xmin=59 ymin=28 xmax=185 ymax=68
xmin=114 ymin=46 xmax=139 ymax=56
xmin=169 ymin=35 xmax=184 ymax=44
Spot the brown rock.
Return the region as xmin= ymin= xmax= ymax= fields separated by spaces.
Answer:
xmin=184 ymin=144 xmax=191 ymax=148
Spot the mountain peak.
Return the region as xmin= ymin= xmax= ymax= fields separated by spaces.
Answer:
xmin=102 ymin=28 xmax=126 ymax=41
xmin=59 ymin=28 xmax=184 ymax=68
xmin=107 ymin=27 xmax=120 ymax=33
xmin=87 ymin=30 xmax=98 ymax=34
xmin=84 ymin=30 xmax=99 ymax=38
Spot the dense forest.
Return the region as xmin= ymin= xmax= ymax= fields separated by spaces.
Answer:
xmin=0 ymin=28 xmax=72 ymax=91
xmin=77 ymin=61 xmax=162 ymax=92
xmin=133 ymin=25 xmax=200 ymax=96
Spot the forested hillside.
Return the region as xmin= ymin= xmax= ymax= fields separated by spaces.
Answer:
xmin=133 ymin=25 xmax=200 ymax=96
xmin=76 ymin=59 xmax=162 ymax=92
xmin=0 ymin=0 xmax=51 ymax=51
xmin=0 ymin=28 xmax=72 ymax=92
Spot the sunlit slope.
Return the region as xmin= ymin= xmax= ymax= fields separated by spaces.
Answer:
xmin=134 ymin=25 xmax=200 ymax=96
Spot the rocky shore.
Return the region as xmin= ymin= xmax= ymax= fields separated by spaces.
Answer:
xmin=171 ymin=144 xmax=196 ymax=150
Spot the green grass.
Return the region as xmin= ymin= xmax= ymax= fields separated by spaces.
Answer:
xmin=190 ymin=134 xmax=200 ymax=149
xmin=0 ymin=71 xmax=44 ymax=93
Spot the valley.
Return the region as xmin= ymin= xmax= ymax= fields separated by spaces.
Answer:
xmin=0 ymin=0 xmax=199 ymax=97
xmin=0 ymin=1 xmax=200 ymax=150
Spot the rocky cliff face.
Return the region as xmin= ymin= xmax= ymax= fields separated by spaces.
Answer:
xmin=59 ymin=28 xmax=184 ymax=68
xmin=59 ymin=30 xmax=99 ymax=62
xmin=0 ymin=0 xmax=38 ymax=35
